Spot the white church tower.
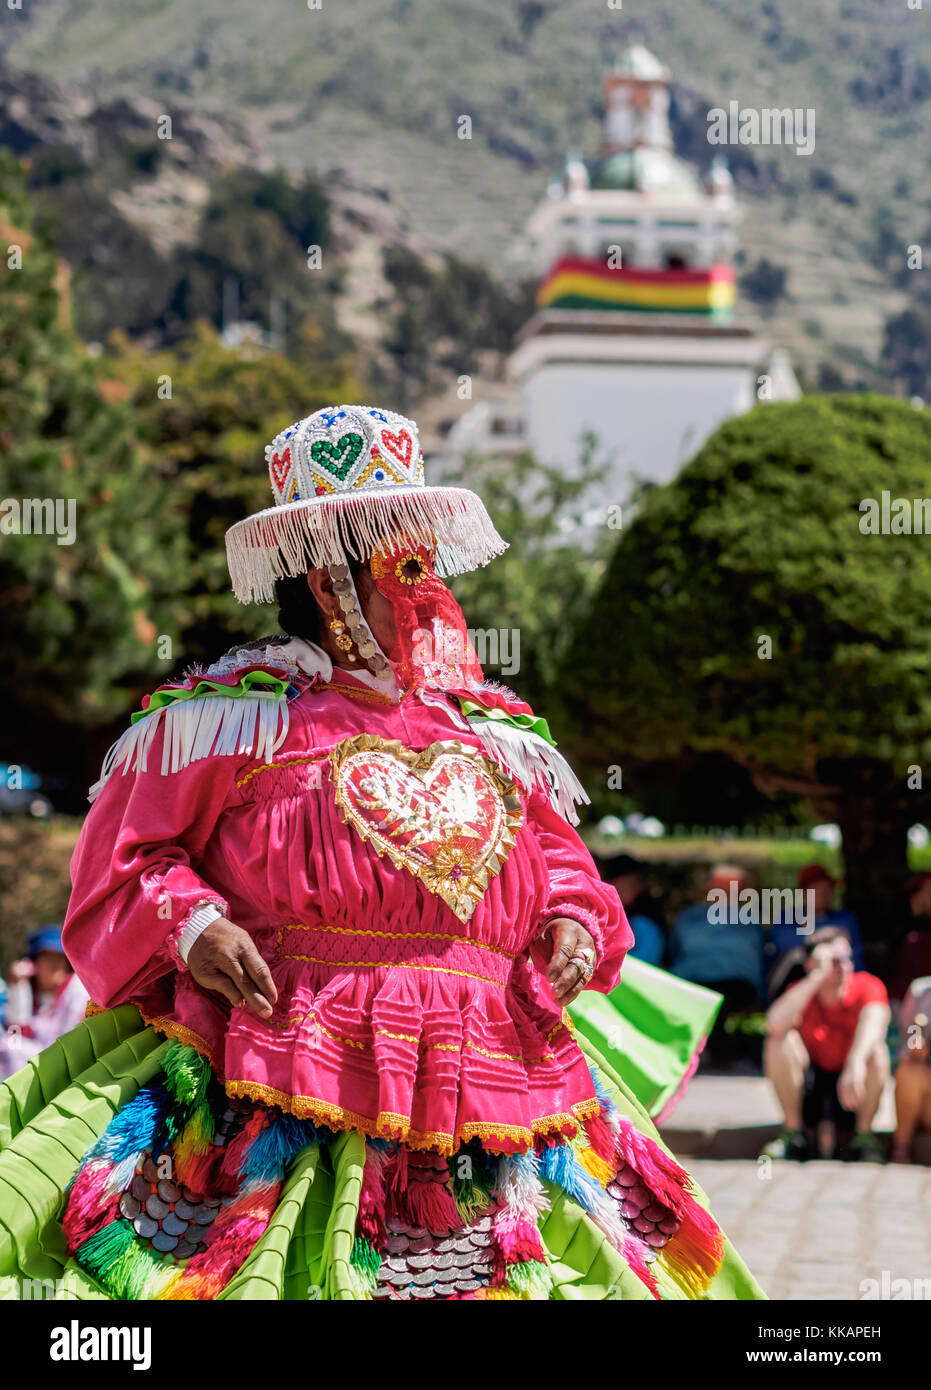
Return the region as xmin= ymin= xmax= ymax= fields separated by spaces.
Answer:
xmin=443 ymin=45 xmax=798 ymax=493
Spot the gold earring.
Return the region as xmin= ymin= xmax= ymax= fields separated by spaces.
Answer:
xmin=329 ymin=617 xmax=356 ymax=659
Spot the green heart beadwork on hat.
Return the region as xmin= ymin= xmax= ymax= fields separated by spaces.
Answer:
xmin=225 ymin=405 xmax=507 ymax=603
xmin=310 ymin=430 xmax=365 ymax=480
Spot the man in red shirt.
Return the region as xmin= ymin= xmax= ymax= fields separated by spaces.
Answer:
xmin=761 ymin=928 xmax=890 ymax=1161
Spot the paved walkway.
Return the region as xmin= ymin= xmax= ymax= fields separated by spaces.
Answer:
xmin=689 ymin=1158 xmax=931 ymax=1300
xmin=660 ymin=1072 xmax=931 ymax=1160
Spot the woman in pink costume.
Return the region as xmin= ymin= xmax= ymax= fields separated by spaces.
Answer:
xmin=0 ymin=405 xmax=763 ymax=1301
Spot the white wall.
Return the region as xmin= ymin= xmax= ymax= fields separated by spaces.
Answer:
xmin=519 ymin=361 xmax=757 ymax=497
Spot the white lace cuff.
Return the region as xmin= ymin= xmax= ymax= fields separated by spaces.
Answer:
xmin=175 ymin=901 xmax=224 ymax=963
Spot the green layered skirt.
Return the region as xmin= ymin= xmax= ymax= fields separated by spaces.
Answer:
xmin=568 ymin=956 xmax=721 ymax=1119
xmin=0 ymin=1005 xmax=763 ymax=1301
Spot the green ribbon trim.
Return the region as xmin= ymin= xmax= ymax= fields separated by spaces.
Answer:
xmin=453 ymin=696 xmax=556 ymax=748
xmin=130 ymin=670 xmax=290 ymax=725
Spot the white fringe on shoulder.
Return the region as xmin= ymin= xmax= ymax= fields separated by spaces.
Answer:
xmin=88 ymin=692 xmax=289 ymax=803
xmin=465 ymin=717 xmax=590 ymax=825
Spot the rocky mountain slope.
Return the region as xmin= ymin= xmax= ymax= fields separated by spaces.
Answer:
xmin=2 ymin=0 xmax=928 ymax=385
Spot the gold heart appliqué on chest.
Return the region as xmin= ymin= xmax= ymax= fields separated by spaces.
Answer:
xmin=329 ymin=735 xmax=523 ymax=922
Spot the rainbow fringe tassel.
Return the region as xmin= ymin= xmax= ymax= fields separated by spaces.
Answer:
xmin=568 ymin=1066 xmax=725 ymax=1299
xmin=67 ymin=1044 xmax=723 ymax=1302
xmin=66 ymin=1042 xmax=317 ymax=1301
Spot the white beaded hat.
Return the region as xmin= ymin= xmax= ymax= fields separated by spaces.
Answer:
xmin=225 ymin=404 xmax=507 ymax=603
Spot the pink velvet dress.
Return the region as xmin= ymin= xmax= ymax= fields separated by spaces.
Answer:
xmin=63 ymin=672 xmax=630 ymax=1156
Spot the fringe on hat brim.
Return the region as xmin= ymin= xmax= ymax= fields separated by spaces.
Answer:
xmin=225 ymin=486 xmax=508 ymax=604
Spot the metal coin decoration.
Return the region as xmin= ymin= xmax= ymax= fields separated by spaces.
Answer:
xmin=116 ymin=1099 xmax=252 ymax=1262
xmin=145 ymin=1193 xmax=170 ymax=1221
xmin=606 ymin=1163 xmax=680 ymax=1254
xmin=328 ymin=562 xmax=393 ymax=679
xmin=373 ymin=1150 xmax=498 ymax=1301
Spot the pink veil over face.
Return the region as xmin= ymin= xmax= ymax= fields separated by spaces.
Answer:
xmin=369 ymin=540 xmax=484 ymax=692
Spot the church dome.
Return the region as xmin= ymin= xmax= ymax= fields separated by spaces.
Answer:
xmin=587 ymin=147 xmax=701 ymax=195
xmin=610 ymin=44 xmax=671 ymax=82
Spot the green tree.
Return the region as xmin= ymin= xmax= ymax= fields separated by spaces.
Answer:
xmin=560 ymin=395 xmax=931 ymax=935
xmin=160 ymin=168 xmax=340 ymax=350
xmin=0 ymin=154 xmax=358 ymax=798
xmin=0 ymin=152 xmax=183 ymax=790
xmin=881 ymin=302 xmax=931 ymax=400
xmin=106 ymin=321 xmax=360 ymax=670
xmin=381 ymin=247 xmax=535 ymax=405
xmin=739 ymin=257 xmax=789 ymax=310
xmin=448 ymin=441 xmax=610 ymax=715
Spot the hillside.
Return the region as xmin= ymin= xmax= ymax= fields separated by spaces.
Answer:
xmin=1 ymin=0 xmax=928 ymax=384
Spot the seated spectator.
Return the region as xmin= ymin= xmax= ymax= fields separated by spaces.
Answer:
xmin=890 ymin=974 xmax=931 ymax=1164
xmin=0 ymin=926 xmax=89 ymax=1081
xmin=767 ymin=864 xmax=863 ymax=1000
xmin=668 ymin=865 xmax=765 ymax=1063
xmin=761 ymin=928 xmax=890 ymax=1162
xmin=600 ymin=852 xmax=665 ymax=967
xmin=885 ymin=874 xmax=931 ymax=1007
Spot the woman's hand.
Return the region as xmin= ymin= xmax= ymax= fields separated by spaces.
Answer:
xmin=544 ymin=918 xmax=598 ymax=1007
xmin=187 ymin=918 xmax=278 ymax=1020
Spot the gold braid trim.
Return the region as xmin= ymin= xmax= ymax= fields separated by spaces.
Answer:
xmin=375 ymin=1027 xmax=422 ymax=1044
xmin=136 ymin=1008 xmax=220 ymax=1072
xmin=272 ymin=1011 xmax=370 ymax=1051
xmin=222 ymin=1077 xmax=597 ymax=1156
xmin=94 ymin=1005 xmax=597 ymax=1155
xmin=466 ymin=1041 xmax=556 ymax=1065
xmin=548 ymin=1009 xmax=576 ymax=1042
xmin=84 ymin=1000 xmax=222 ymax=1076
xmin=236 ymin=752 xmax=328 ymax=789
xmin=319 ymin=682 xmax=397 ymax=706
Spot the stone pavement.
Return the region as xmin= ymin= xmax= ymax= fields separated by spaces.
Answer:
xmin=688 ymin=1158 xmax=931 ymax=1300
xmin=660 ymin=1072 xmax=931 ymax=1161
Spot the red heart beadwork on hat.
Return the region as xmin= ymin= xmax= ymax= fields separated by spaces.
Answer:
xmin=380 ymin=429 xmax=413 ymax=467
xmin=270 ymin=448 xmax=291 ymax=493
